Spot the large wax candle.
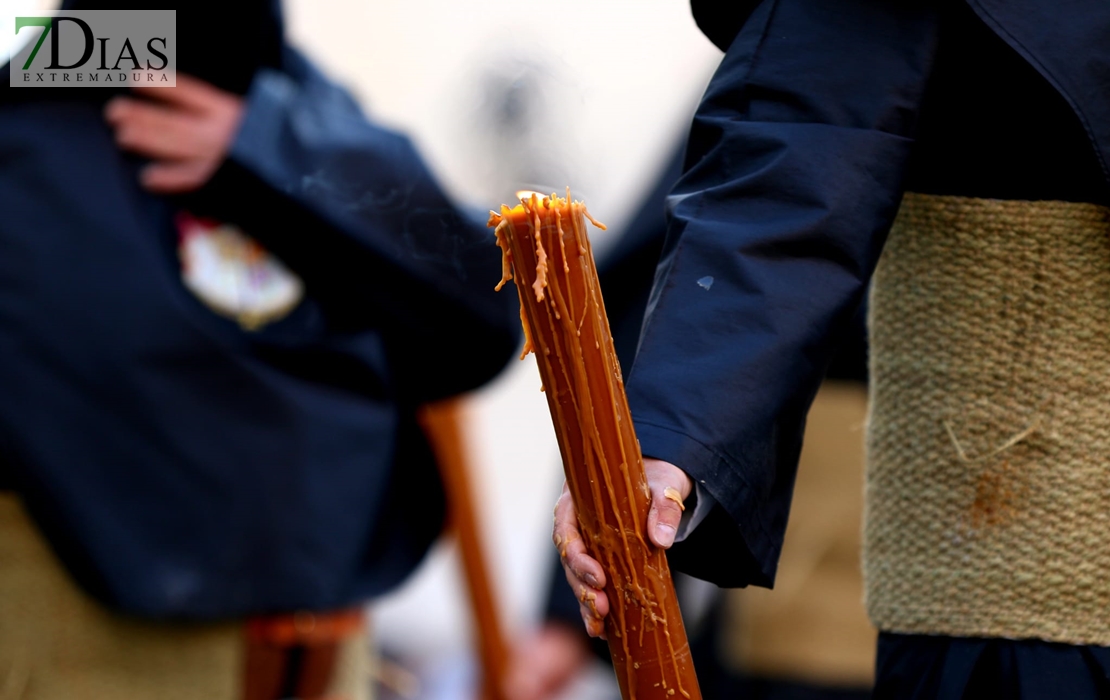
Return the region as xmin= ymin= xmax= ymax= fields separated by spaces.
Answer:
xmin=489 ymin=191 xmax=701 ymax=700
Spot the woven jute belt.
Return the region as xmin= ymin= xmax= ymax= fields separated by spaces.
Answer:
xmin=0 ymin=493 xmax=371 ymax=700
xmin=865 ymin=192 xmax=1110 ymax=645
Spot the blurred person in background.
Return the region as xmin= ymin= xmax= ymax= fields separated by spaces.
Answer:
xmin=0 ymin=2 xmax=518 ymax=699
xmin=556 ymin=0 xmax=1110 ymax=698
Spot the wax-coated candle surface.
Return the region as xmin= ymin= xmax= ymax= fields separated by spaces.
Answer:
xmin=490 ymin=192 xmax=702 ymax=700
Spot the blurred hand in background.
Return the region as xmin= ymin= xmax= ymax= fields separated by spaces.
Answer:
xmin=105 ymin=74 xmax=244 ymax=193
xmin=502 ymin=622 xmax=591 ymax=700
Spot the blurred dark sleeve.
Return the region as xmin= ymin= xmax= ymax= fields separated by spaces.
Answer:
xmin=197 ymin=48 xmax=520 ymax=402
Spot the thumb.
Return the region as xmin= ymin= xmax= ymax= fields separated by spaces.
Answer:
xmin=644 ymin=459 xmax=692 ymax=549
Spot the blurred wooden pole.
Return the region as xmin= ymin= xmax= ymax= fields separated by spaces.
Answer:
xmin=489 ymin=193 xmax=702 ymax=700
xmin=418 ymin=399 xmax=509 ymax=700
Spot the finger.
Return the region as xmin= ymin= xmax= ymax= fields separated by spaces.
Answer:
xmin=561 ymin=559 xmax=610 ymax=632
xmin=576 ymin=581 xmax=609 ymax=620
xmin=139 ymin=161 xmax=213 ymax=194
xmin=554 ymin=485 xmax=612 ymax=637
xmin=581 ymin=604 xmax=606 ymax=639
xmin=562 ymin=548 xmax=610 ymax=638
xmin=132 ymin=73 xmax=231 ymax=112
xmin=562 ymin=559 xmax=609 ymax=617
xmin=553 ymin=486 xmax=606 ymax=590
xmin=106 ymin=98 xmax=205 ymax=160
xmin=646 ymin=484 xmax=686 ymax=550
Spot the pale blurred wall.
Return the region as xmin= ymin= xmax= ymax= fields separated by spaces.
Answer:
xmin=282 ymin=0 xmax=722 ymax=676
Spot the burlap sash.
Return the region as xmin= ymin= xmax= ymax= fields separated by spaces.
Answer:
xmin=865 ymin=192 xmax=1110 ymax=644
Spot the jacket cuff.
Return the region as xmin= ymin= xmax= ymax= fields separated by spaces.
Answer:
xmin=635 ymin=420 xmax=776 ymax=587
xmin=671 ymin=482 xmax=715 ymax=543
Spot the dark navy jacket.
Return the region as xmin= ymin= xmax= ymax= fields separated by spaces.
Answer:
xmin=628 ymin=0 xmax=1110 ymax=588
xmin=0 ymin=49 xmax=518 ymax=617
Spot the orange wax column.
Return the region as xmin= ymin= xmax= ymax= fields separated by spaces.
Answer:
xmin=418 ymin=399 xmax=509 ymax=700
xmin=489 ymin=192 xmax=702 ymax=700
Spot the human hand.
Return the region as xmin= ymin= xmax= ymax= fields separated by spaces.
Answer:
xmin=552 ymin=458 xmax=693 ymax=637
xmin=104 ymin=74 xmax=245 ymax=193
xmin=502 ymin=622 xmax=591 ymax=700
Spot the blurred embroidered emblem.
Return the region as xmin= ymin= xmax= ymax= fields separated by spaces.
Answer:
xmin=176 ymin=212 xmax=304 ymax=331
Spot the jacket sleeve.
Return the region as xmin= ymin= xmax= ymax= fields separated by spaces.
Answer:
xmin=203 ymin=48 xmax=520 ymax=402
xmin=626 ymin=0 xmax=939 ymax=587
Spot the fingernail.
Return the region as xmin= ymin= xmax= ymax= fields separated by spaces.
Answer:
xmin=585 ymin=572 xmax=601 ymax=588
xmin=655 ymin=523 xmax=676 ymax=548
